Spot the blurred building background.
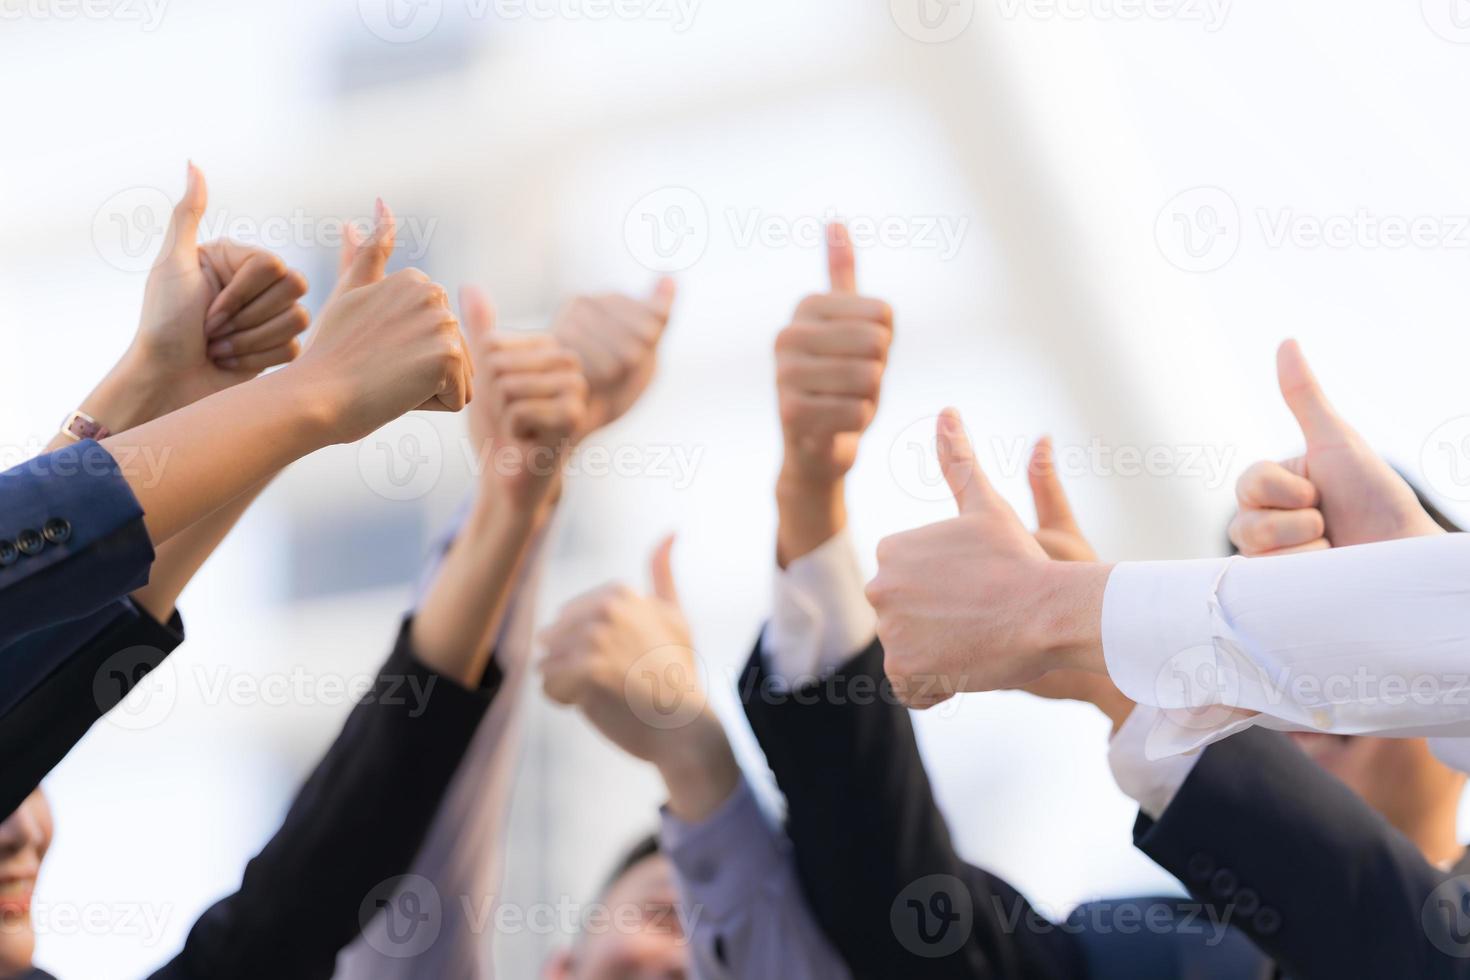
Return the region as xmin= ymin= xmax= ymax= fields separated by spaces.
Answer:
xmin=3 ymin=0 xmax=1470 ymax=975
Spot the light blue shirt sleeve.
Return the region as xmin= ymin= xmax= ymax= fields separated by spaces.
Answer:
xmin=660 ymin=777 xmax=853 ymax=980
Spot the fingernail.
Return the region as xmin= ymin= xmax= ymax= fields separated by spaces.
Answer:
xmin=374 ymin=197 xmax=386 ymax=226
xmin=204 ymin=313 xmax=231 ymax=336
xmin=207 ymin=338 xmax=233 ymax=357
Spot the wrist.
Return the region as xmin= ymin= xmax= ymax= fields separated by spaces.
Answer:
xmin=1032 ymin=561 xmax=1113 ymax=675
xmin=656 ymin=709 xmax=741 ymax=824
xmin=776 ymin=466 xmax=846 ymax=567
xmin=77 ymin=349 xmax=177 ymax=433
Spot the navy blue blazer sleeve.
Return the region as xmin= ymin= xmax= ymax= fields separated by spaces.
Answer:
xmin=147 ymin=618 xmax=499 ymax=980
xmin=739 ymin=637 xmax=1085 ymax=980
xmin=0 ymin=598 xmax=184 ymax=817
xmin=1135 ymin=726 xmax=1470 ymax=979
xmin=0 ymin=440 xmax=154 ymax=652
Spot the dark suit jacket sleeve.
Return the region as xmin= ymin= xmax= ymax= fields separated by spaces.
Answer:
xmin=147 ymin=618 xmax=501 ymax=980
xmin=0 ymin=598 xmax=184 ymax=816
xmin=739 ymin=636 xmax=1085 ymax=980
xmin=0 ymin=440 xmax=154 ymax=654
xmin=1135 ymin=726 xmax=1470 ymax=979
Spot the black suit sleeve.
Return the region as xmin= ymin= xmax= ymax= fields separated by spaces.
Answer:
xmin=147 ymin=618 xmax=500 ymax=980
xmin=0 ymin=598 xmax=183 ymax=817
xmin=1135 ymin=726 xmax=1470 ymax=979
xmin=739 ymin=637 xmax=1085 ymax=980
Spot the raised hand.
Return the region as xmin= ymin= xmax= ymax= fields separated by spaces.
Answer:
xmin=867 ymin=410 xmax=1111 ymax=707
xmin=131 ymin=163 xmax=310 ymax=410
xmin=463 ymin=285 xmax=588 ymax=510
xmin=285 ymin=200 xmax=472 ymax=444
xmin=1228 ymin=341 xmax=1442 ymax=555
xmin=776 ymin=224 xmax=893 ymax=486
xmin=540 ymin=537 xmax=710 ymax=764
xmin=550 ymin=280 xmax=676 ymax=434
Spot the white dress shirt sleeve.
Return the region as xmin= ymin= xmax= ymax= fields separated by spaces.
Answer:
xmin=1106 ymin=707 xmax=1206 ymax=819
xmin=1103 ymin=534 xmax=1470 ymax=759
xmin=761 ymin=529 xmax=877 ymax=689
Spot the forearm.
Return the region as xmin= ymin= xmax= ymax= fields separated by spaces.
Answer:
xmin=776 ymin=466 xmax=845 ymax=568
xmin=99 ymin=368 xmax=333 ymax=546
xmin=45 ymin=348 xmax=176 ymax=454
xmin=131 ymin=479 xmax=274 ymax=621
xmin=656 ymin=710 xmax=742 ymax=824
xmin=410 ymin=483 xmax=547 ymax=688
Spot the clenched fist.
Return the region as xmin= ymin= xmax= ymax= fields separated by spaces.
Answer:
xmin=551 ymin=281 xmax=675 ymax=434
xmin=130 ymin=163 xmax=311 ymax=411
xmin=286 ymin=200 xmax=472 ymax=444
xmin=1228 ymin=341 xmax=1443 ymax=555
xmin=463 ymin=285 xmax=588 ymax=510
xmin=776 ymin=224 xmax=894 ymax=486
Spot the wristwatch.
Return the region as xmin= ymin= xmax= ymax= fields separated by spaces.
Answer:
xmin=59 ymin=409 xmax=111 ymax=443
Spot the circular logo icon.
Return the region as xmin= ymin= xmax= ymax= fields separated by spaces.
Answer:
xmin=1423 ymin=0 xmax=1470 ymax=43
xmin=94 ymin=646 xmax=177 ymax=732
xmin=888 ymin=415 xmax=965 ymax=503
xmin=1424 ymin=876 xmax=1470 ymax=957
xmin=361 ymin=874 xmax=443 ymax=958
xmin=1152 ymin=642 xmax=1245 ymax=732
xmin=1155 ymin=186 xmax=1241 ymax=273
xmin=891 ymin=874 xmax=974 ymax=958
xmin=357 ymin=416 xmax=444 ymax=502
xmin=624 ymin=187 xmax=710 ymax=273
xmin=358 ymin=0 xmax=443 ymax=42
xmin=889 ymin=0 xmax=976 ymax=43
xmin=1422 ymin=416 xmax=1470 ymax=503
xmin=624 ymin=645 xmax=709 ymax=731
xmin=92 ymin=186 xmax=174 ymax=274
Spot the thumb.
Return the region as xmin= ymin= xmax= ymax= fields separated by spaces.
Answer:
xmin=162 ymin=161 xmax=206 ymax=264
xmin=459 ymin=284 xmax=496 ymax=344
xmin=649 ymin=276 xmax=677 ymax=320
xmin=827 ymin=222 xmax=857 ymax=295
xmin=339 ymin=197 xmax=398 ymax=290
xmin=649 ymin=534 xmax=680 ymax=606
xmin=1027 ymin=436 xmax=1080 ymax=533
xmin=937 ymin=408 xmax=995 ymax=514
xmin=1277 ymin=340 xmax=1352 ymax=447
xmin=337 ymin=220 xmax=364 ymax=279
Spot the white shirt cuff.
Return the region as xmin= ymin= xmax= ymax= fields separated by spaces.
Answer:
xmin=1107 ymin=706 xmax=1206 ymax=820
xmin=762 ymin=529 xmax=877 ymax=690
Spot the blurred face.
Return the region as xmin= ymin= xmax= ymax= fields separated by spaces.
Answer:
xmin=543 ymin=854 xmax=689 ymax=980
xmin=1289 ymin=733 xmax=1464 ymax=836
xmin=0 ymin=790 xmax=51 ymax=975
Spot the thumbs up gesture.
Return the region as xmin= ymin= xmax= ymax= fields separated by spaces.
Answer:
xmin=866 ymin=411 xmax=1112 ymax=708
xmin=128 ymin=163 xmax=311 ymax=412
xmin=776 ymin=224 xmax=894 ymax=486
xmin=463 ymin=285 xmax=588 ymax=510
xmin=1229 ymin=341 xmax=1443 ymax=555
xmin=551 ymin=279 xmax=676 ymax=433
xmin=286 ymin=199 xmax=474 ymax=444
xmin=539 ymin=537 xmax=713 ymax=765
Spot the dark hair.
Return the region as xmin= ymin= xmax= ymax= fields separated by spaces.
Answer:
xmin=1225 ymin=470 xmax=1461 ymax=555
xmin=600 ymin=832 xmax=662 ymax=896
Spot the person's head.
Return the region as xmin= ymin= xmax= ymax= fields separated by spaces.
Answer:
xmin=1231 ymin=479 xmax=1466 ymax=861
xmin=0 ymin=789 xmax=52 ymax=975
xmin=542 ymin=834 xmax=689 ymax=980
